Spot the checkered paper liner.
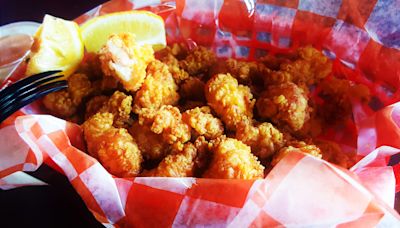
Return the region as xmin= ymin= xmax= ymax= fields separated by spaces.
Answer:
xmin=1 ymin=0 xmax=400 ymax=226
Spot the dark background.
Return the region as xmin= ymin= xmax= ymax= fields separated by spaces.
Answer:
xmin=0 ymin=0 xmax=107 ymax=25
xmin=1 ymin=1 xmax=107 ymax=227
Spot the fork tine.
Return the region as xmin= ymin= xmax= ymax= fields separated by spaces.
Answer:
xmin=0 ymin=70 xmax=62 ymax=97
xmin=0 ymin=79 xmax=67 ymax=112
xmin=0 ymin=80 xmax=67 ymax=123
xmin=0 ymin=74 xmax=65 ymax=107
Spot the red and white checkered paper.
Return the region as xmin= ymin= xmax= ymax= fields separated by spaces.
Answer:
xmin=1 ymin=0 xmax=400 ymax=227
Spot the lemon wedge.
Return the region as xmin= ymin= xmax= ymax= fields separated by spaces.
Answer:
xmin=80 ymin=11 xmax=166 ymax=53
xmin=26 ymin=15 xmax=84 ymax=77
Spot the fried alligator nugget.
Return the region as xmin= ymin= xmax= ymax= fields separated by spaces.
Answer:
xmin=271 ymin=140 xmax=322 ymax=166
xmin=85 ymin=95 xmax=109 ymax=120
xmin=133 ymin=60 xmax=179 ymax=112
xmin=235 ymin=120 xmax=285 ymax=160
xmin=82 ymin=112 xmax=142 ymax=177
xmin=318 ymin=77 xmax=370 ymax=124
xmin=138 ymin=105 xmax=191 ymax=147
xmin=264 ymin=46 xmax=332 ymax=86
xmin=141 ymin=142 xmax=198 ymax=177
xmin=99 ymin=33 xmax=154 ymax=92
xmin=224 ymin=59 xmax=271 ymax=86
xmin=43 ymin=90 xmax=77 ymax=118
xmin=203 ymin=137 xmax=265 ymax=179
xmin=205 ymin=73 xmax=255 ymax=131
xmin=68 ymin=73 xmax=93 ymax=106
xmin=179 ymin=46 xmax=216 ymax=75
xmin=157 ymin=47 xmax=189 ymax=84
xmin=182 ymin=106 xmax=224 ymax=140
xmin=129 ymin=121 xmax=170 ymax=160
xmin=99 ymin=91 xmax=133 ymax=128
xmin=257 ymin=82 xmax=310 ymax=131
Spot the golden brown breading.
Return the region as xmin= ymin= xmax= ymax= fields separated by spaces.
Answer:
xmin=179 ymin=46 xmax=216 ymax=75
xmin=133 ymin=60 xmax=179 ymax=113
xmin=235 ymin=120 xmax=285 ymax=160
xmin=141 ymin=142 xmax=198 ymax=177
xmin=271 ymin=140 xmax=322 ymax=166
xmin=225 ymin=59 xmax=256 ymax=84
xmin=42 ymin=90 xmax=77 ymax=118
xmin=82 ymin=112 xmax=142 ymax=177
xmin=99 ymin=91 xmax=133 ymax=128
xmin=182 ymin=106 xmax=224 ymax=140
xmin=205 ymin=73 xmax=255 ymax=131
xmin=99 ymin=33 xmax=154 ymax=92
xmin=85 ymin=95 xmax=109 ymax=120
xmin=264 ymin=46 xmax=332 ymax=86
xmin=192 ymin=136 xmax=212 ymax=177
xmin=318 ymin=77 xmax=370 ymax=124
xmin=179 ymin=77 xmax=206 ymax=101
xmin=129 ymin=121 xmax=170 ymax=161
xmin=257 ymin=82 xmax=310 ymax=131
xmin=67 ymin=73 xmax=93 ymax=106
xmin=158 ymin=49 xmax=189 ymax=84
xmin=203 ymin=137 xmax=265 ymax=179
xmin=138 ymin=105 xmax=191 ymax=146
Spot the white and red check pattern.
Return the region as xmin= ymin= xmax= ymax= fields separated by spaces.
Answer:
xmin=1 ymin=0 xmax=400 ymax=226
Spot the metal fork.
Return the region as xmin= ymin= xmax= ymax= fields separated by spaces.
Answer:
xmin=0 ymin=70 xmax=67 ymax=123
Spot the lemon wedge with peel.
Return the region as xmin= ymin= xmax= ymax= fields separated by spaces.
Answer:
xmin=26 ymin=15 xmax=84 ymax=77
xmin=81 ymin=11 xmax=166 ymax=53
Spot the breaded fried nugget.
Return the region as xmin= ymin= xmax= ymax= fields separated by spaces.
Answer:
xmin=138 ymin=105 xmax=191 ymax=146
xmin=203 ymin=137 xmax=264 ymax=179
xmin=179 ymin=77 xmax=206 ymax=101
xmin=133 ymin=60 xmax=179 ymax=112
xmin=225 ymin=59 xmax=256 ymax=84
xmin=141 ymin=142 xmax=198 ymax=177
xmin=271 ymin=140 xmax=322 ymax=166
xmin=224 ymin=59 xmax=271 ymax=85
xmin=129 ymin=121 xmax=170 ymax=160
xmin=85 ymin=95 xmax=109 ymax=120
xmin=193 ymin=136 xmax=212 ymax=177
xmin=257 ymin=82 xmax=310 ymax=131
xmin=265 ymin=46 xmax=332 ymax=86
xmin=43 ymin=90 xmax=77 ymax=118
xmin=68 ymin=73 xmax=93 ymax=106
xmin=179 ymin=46 xmax=216 ymax=75
xmin=82 ymin=112 xmax=142 ymax=177
xmin=157 ymin=47 xmax=189 ymax=84
xmin=235 ymin=120 xmax=285 ymax=160
xmin=205 ymin=73 xmax=255 ymax=131
xmin=99 ymin=91 xmax=133 ymax=127
xmin=318 ymin=77 xmax=370 ymax=124
xmin=182 ymin=106 xmax=224 ymax=139
xmin=99 ymin=33 xmax=154 ymax=92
